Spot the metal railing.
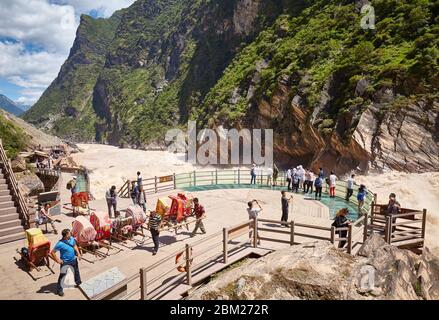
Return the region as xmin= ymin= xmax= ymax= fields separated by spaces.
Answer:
xmin=0 ymin=139 xmax=33 ymax=228
xmin=118 ymin=169 xmax=376 ymax=213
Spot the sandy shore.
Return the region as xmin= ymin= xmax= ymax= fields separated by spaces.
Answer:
xmin=72 ymin=144 xmax=439 ymax=252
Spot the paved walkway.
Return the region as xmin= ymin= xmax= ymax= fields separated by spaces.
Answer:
xmin=0 ymin=174 xmax=349 ymax=300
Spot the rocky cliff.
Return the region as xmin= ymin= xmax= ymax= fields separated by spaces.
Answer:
xmin=188 ymin=235 xmax=439 ymax=300
xmin=24 ymin=0 xmax=439 ymax=173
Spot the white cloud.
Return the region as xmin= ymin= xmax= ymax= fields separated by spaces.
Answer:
xmin=0 ymin=41 xmax=66 ymax=105
xmin=0 ymin=0 xmax=77 ymax=54
xmin=53 ymin=0 xmax=136 ymax=18
xmin=0 ymin=0 xmax=135 ymax=105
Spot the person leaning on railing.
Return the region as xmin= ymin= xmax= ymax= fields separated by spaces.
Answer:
xmin=386 ymin=193 xmax=401 ymax=233
xmin=332 ymin=209 xmax=352 ymax=249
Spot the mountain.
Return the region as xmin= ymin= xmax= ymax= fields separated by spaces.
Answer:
xmin=24 ymin=0 xmax=439 ymax=173
xmin=16 ymin=103 xmax=32 ymax=112
xmin=0 ymin=94 xmax=24 ymax=116
xmin=0 ymin=109 xmax=63 ymax=158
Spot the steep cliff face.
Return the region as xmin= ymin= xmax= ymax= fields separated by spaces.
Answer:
xmin=25 ymin=0 xmax=438 ymax=173
xmin=198 ymin=0 xmax=439 ymax=173
xmin=23 ymin=13 xmax=122 ymax=141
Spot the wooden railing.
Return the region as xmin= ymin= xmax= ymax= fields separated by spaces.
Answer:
xmin=365 ymin=203 xmax=427 ymax=249
xmin=0 ymin=139 xmax=33 ymax=228
xmin=94 ymin=213 xmax=374 ymax=300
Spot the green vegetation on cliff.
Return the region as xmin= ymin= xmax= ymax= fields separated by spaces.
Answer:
xmin=0 ymin=113 xmax=27 ymax=158
xmin=198 ymin=0 xmax=438 ymax=134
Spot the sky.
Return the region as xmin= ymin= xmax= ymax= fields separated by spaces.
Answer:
xmin=0 ymin=0 xmax=136 ymax=106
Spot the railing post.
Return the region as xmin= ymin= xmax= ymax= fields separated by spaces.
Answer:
xmin=185 ymin=244 xmax=192 ymax=285
xmin=330 ymin=226 xmax=336 ymax=245
xmin=422 ymin=209 xmax=427 ymax=240
xmin=374 ymin=193 xmax=378 ymax=204
xmin=140 ymin=268 xmax=147 ymax=300
xmin=238 ymin=169 xmax=241 ymax=185
xmin=223 ymin=228 xmax=228 ymax=264
xmin=253 ymin=217 xmax=258 ymax=248
xmin=347 ymin=224 xmax=353 ymax=255
xmin=154 ymin=176 xmax=158 ymax=193
xmin=173 ymin=173 xmax=176 ymax=190
xmin=370 ymin=201 xmax=375 ymax=226
xmin=384 ymin=216 xmax=391 ymax=244
xmin=193 ymin=171 xmax=196 ymax=187
xmin=290 ymin=221 xmax=295 ymax=245
xmin=215 ymin=169 xmax=218 ymax=185
xmin=363 ymin=212 xmax=369 ymax=242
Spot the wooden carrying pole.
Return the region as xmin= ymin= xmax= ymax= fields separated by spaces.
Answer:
xmin=185 ymin=244 xmax=192 ymax=285
xmin=140 ymin=268 xmax=147 ymax=300
xmin=253 ymin=217 xmax=258 ymax=248
xmin=223 ymin=228 xmax=228 ymax=264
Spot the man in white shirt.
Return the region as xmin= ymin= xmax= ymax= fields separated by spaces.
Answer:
xmin=346 ymin=174 xmax=356 ymax=201
xmin=329 ymin=171 xmax=337 ymax=198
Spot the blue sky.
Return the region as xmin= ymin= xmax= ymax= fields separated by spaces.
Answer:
xmin=0 ymin=0 xmax=136 ymax=106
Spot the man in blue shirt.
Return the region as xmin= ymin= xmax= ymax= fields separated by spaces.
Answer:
xmin=50 ymin=229 xmax=82 ymax=296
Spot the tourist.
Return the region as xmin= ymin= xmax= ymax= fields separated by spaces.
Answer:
xmin=329 ymin=171 xmax=337 ymax=198
xmin=138 ymin=185 xmax=147 ymax=213
xmin=149 ymin=211 xmax=163 ymax=255
xmin=307 ymin=170 xmax=315 ymax=194
xmin=286 ymin=168 xmax=292 ymax=191
xmin=35 ymin=203 xmax=61 ymax=234
xmin=346 ymin=174 xmax=356 ymax=201
xmin=50 ymin=229 xmax=82 ymax=297
xmin=266 ymin=167 xmax=273 ymax=186
xmin=319 ymin=168 xmax=325 ymax=179
xmin=191 ymin=198 xmax=207 ymax=236
xmin=304 ymin=170 xmax=311 ymax=194
xmin=131 ymin=182 xmax=140 ymax=205
xmin=272 ymin=164 xmax=279 ymax=187
xmin=314 ymin=175 xmax=323 ymax=200
xmin=357 ymin=184 xmax=367 ymax=215
xmin=292 ymin=170 xmax=300 ymax=193
xmin=105 ymin=186 xmax=118 ymax=219
xmin=137 ymin=171 xmax=142 ymax=188
xmin=297 ymin=166 xmax=306 ymax=192
xmin=386 ymin=193 xmax=401 ymax=233
xmin=250 ymin=164 xmax=257 ymax=185
xmin=67 ymin=176 xmax=77 ymax=195
xmin=281 ymin=191 xmax=293 ymax=227
xmin=247 ymin=200 xmax=262 ymax=245
xmin=332 ymin=209 xmax=351 ymax=249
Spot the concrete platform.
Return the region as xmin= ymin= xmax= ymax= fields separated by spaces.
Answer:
xmin=0 ymin=173 xmax=337 ymax=300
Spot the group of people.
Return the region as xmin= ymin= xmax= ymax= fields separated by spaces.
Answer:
xmin=332 ymin=193 xmax=402 ymax=249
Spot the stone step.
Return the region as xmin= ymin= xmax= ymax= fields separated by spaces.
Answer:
xmin=0 ymin=195 xmax=12 ymax=202
xmin=0 ymin=206 xmax=17 ymax=216
xmin=0 ymin=232 xmax=25 ymax=245
xmin=0 ymin=189 xmax=10 ymax=197
xmin=0 ymin=212 xmax=20 ymax=223
xmin=0 ymin=225 xmax=25 ymax=237
xmin=0 ymin=219 xmax=22 ymax=229
xmin=0 ymin=179 xmax=6 ymax=184
xmin=0 ymin=201 xmax=15 ymax=209
xmin=0 ymin=184 xmax=8 ymax=191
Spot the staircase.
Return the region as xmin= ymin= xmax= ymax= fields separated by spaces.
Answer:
xmin=0 ymin=139 xmax=33 ymax=245
xmin=0 ymin=167 xmax=25 ymax=244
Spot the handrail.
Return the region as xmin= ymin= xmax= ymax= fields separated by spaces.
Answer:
xmin=0 ymin=139 xmax=31 ymax=228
